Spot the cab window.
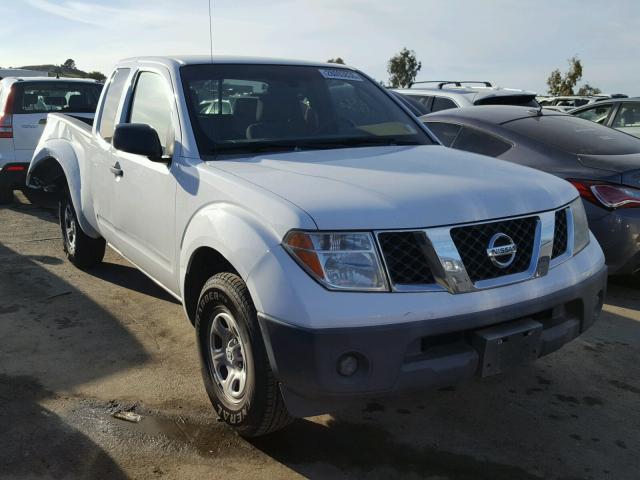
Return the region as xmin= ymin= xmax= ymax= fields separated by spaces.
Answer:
xmin=128 ymin=71 xmax=174 ymax=155
xmin=98 ymin=68 xmax=131 ymax=141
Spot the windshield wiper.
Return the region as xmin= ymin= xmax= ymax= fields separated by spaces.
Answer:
xmin=212 ymin=137 xmax=422 ymax=155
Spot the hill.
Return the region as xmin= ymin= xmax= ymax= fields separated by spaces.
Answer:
xmin=20 ymin=64 xmax=106 ymax=81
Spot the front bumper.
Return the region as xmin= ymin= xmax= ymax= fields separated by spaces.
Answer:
xmin=0 ymin=163 xmax=29 ymax=190
xmin=254 ymin=249 xmax=607 ymax=417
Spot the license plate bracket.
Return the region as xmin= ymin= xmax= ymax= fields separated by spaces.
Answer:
xmin=472 ymin=319 xmax=543 ymax=377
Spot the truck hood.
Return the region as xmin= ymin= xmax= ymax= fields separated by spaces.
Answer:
xmin=212 ymin=145 xmax=577 ymax=230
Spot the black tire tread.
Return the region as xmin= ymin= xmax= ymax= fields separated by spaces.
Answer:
xmin=59 ymin=194 xmax=105 ymax=269
xmin=198 ymin=272 xmax=292 ymax=437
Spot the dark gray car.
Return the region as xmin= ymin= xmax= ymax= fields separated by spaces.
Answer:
xmin=570 ymin=97 xmax=640 ymax=138
xmin=421 ymin=106 xmax=640 ymax=275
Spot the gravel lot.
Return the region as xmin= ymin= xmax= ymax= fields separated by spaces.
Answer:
xmin=1 ymin=191 xmax=639 ymax=480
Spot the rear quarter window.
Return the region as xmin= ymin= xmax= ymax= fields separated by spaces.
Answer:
xmin=425 ymin=122 xmax=461 ymax=147
xmin=431 ymin=97 xmax=457 ymax=112
xmin=451 ymin=126 xmax=512 ymax=157
xmin=503 ymin=115 xmax=640 ymax=155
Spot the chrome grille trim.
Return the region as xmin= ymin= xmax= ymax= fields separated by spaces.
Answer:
xmin=375 ymin=206 xmax=571 ymax=294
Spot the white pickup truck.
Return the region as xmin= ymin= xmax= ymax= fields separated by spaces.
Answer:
xmin=27 ymin=56 xmax=607 ymax=437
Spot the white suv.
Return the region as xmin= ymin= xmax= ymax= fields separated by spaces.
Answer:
xmin=394 ymin=81 xmax=539 ymax=116
xmin=0 ymin=77 xmax=102 ymax=202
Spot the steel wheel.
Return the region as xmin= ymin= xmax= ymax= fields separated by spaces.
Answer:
xmin=209 ymin=311 xmax=247 ymax=404
xmin=64 ymin=204 xmax=77 ymax=254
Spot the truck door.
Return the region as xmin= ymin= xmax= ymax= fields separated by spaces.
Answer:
xmin=109 ymin=68 xmax=178 ymax=290
xmin=91 ymin=68 xmax=131 ymax=243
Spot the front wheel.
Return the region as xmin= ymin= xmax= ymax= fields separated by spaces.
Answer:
xmin=195 ymin=272 xmax=292 ymax=437
xmin=59 ymin=195 xmax=105 ymax=269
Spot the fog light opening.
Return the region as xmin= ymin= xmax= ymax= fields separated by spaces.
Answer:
xmin=337 ymin=353 xmax=360 ymax=377
xmin=594 ymin=290 xmax=604 ymax=316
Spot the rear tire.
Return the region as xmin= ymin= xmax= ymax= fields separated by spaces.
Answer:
xmin=59 ymin=194 xmax=105 ymax=269
xmin=195 ymin=272 xmax=292 ymax=437
xmin=0 ymin=188 xmax=13 ymax=204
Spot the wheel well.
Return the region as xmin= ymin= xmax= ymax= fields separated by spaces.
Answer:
xmin=184 ymin=247 xmax=239 ymax=325
xmin=30 ymin=157 xmax=67 ymax=194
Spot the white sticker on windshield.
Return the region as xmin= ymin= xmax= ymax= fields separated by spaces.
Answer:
xmin=318 ymin=68 xmax=364 ymax=82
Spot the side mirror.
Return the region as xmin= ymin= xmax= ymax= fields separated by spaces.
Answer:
xmin=113 ymin=123 xmax=165 ymax=161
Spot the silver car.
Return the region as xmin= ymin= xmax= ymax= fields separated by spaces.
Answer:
xmin=394 ymin=80 xmax=539 ymax=115
xmin=571 ymin=97 xmax=640 ymax=138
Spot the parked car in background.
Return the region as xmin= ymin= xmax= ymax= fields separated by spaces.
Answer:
xmin=394 ymin=81 xmax=539 ymax=115
xmin=539 ymin=94 xmax=628 ymax=112
xmin=571 ymin=97 xmax=640 ymax=138
xmin=0 ymin=77 xmax=103 ymax=203
xmin=27 ymin=56 xmax=605 ymax=436
xmin=421 ymin=106 xmax=640 ymax=275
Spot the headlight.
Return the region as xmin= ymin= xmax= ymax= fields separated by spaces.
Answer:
xmin=283 ymin=231 xmax=388 ymax=291
xmin=570 ymin=197 xmax=590 ymax=254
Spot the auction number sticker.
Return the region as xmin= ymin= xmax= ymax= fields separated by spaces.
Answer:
xmin=318 ymin=68 xmax=363 ymax=81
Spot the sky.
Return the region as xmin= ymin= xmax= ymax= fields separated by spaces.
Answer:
xmin=1 ymin=0 xmax=638 ymax=95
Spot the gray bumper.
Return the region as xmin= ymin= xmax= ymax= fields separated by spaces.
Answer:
xmin=258 ymin=264 xmax=607 ymax=417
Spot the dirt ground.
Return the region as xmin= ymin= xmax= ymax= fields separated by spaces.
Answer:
xmin=1 ymin=190 xmax=638 ymax=480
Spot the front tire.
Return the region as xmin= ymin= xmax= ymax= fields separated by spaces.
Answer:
xmin=195 ymin=272 xmax=292 ymax=437
xmin=59 ymin=195 xmax=105 ymax=269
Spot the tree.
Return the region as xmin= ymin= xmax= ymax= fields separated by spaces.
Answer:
xmin=387 ymin=48 xmax=421 ymax=88
xmin=546 ymin=56 xmax=600 ymax=96
xmin=86 ymin=71 xmax=107 ymax=82
xmin=62 ymin=58 xmax=76 ymax=70
xmin=327 ymin=57 xmax=345 ymax=64
xmin=577 ymin=83 xmax=602 ymax=96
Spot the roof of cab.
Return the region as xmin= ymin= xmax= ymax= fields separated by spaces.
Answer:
xmin=117 ymin=55 xmax=353 ymax=69
xmin=421 ymin=105 xmax=570 ymax=126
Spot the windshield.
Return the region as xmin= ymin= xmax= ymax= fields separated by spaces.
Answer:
xmin=503 ymin=115 xmax=640 ymax=155
xmin=180 ymin=64 xmax=433 ymax=156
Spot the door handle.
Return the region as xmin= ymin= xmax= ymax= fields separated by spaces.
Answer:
xmin=38 ymin=118 xmax=47 ymax=125
xmin=109 ymin=163 xmax=123 ymax=177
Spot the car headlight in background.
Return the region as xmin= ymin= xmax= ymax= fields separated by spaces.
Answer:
xmin=570 ymin=197 xmax=590 ymax=254
xmin=283 ymin=231 xmax=388 ymax=291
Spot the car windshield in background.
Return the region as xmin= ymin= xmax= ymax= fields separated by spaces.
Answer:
xmin=180 ymin=64 xmax=433 ymax=155
xmin=503 ymin=115 xmax=640 ymax=155
xmin=14 ymin=82 xmax=102 ymax=114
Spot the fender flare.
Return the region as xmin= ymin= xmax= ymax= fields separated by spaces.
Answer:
xmin=28 ymin=141 xmax=100 ymax=238
xmin=179 ymin=201 xmax=284 ymax=312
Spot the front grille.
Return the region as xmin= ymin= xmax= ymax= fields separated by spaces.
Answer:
xmin=378 ymin=231 xmax=435 ymax=285
xmin=450 ymin=217 xmax=538 ymax=282
xmin=552 ymin=208 xmax=568 ymax=258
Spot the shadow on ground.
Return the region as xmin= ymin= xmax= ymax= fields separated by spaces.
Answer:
xmin=2 ymin=189 xmax=58 ymax=224
xmin=0 ymin=374 xmax=127 ymax=479
xmin=90 ymin=262 xmax=180 ymax=304
xmin=0 ymin=240 xmax=150 ymax=477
